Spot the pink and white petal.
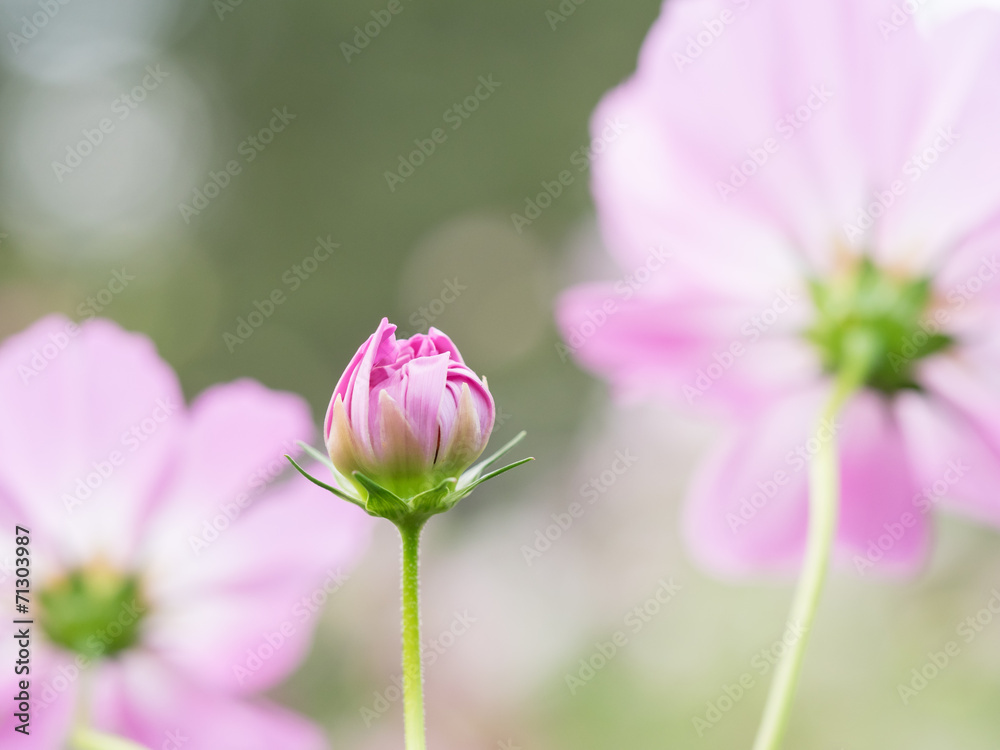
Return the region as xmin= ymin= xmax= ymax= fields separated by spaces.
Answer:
xmin=556 ymin=283 xmax=818 ymax=416
xmin=834 ymin=390 xmax=930 ymax=575
xmin=93 ymin=655 xmax=327 ymax=750
xmin=143 ymin=378 xmax=314 ymax=527
xmin=400 ymin=353 xmax=450 ymax=460
xmin=896 ymin=389 xmax=1000 ymax=528
xmin=343 ymin=318 xmax=397 ymax=453
xmin=142 ymin=471 xmax=373 ymax=694
xmin=879 ymin=9 xmax=1000 ymax=269
xmin=592 ymin=0 xmax=936 ymax=282
xmin=684 ymin=386 xmax=929 ymax=577
xmin=682 ymin=386 xmax=823 ymax=576
xmin=0 ymin=316 xmax=183 ymax=569
xmin=907 ymin=355 xmax=1000 ymax=526
xmin=589 ymin=82 xmax=803 ymax=298
xmin=929 ymin=215 xmax=1000 ymax=341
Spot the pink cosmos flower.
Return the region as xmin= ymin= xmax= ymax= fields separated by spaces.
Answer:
xmin=557 ymin=0 xmax=1000 ymax=576
xmin=0 ymin=316 xmax=372 ymax=748
xmin=325 ymin=318 xmax=495 ymax=499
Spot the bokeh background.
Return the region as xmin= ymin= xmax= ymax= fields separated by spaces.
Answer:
xmin=2 ymin=0 xmax=999 ymax=747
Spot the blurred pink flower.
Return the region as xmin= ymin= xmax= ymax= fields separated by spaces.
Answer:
xmin=557 ymin=0 xmax=1000 ymax=575
xmin=0 ymin=316 xmax=372 ymax=749
xmin=325 ymin=317 xmax=495 ymax=498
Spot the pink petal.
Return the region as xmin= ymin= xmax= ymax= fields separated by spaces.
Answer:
xmin=426 ymin=326 xmax=465 ymax=362
xmin=327 ymin=317 xmax=396 ymax=450
xmin=0 ymin=316 xmax=183 ymax=568
xmin=142 ymin=469 xmax=373 ymax=694
xmin=903 ymin=355 xmax=1000 ymax=526
xmin=590 ymin=0 xmax=1000 ymax=280
xmin=399 ymin=352 xmax=450 ymax=460
xmin=836 ymin=390 xmax=929 ymax=576
xmin=93 ymin=655 xmax=328 ymax=750
xmin=592 ymin=0 xmax=931 ymax=280
xmin=144 ymin=378 xmax=314 ymax=523
xmin=556 ymin=282 xmax=817 ymax=415
xmin=682 ymin=386 xmax=818 ymax=576
xmin=878 ymin=9 xmax=1000 ymax=269
xmin=684 ymin=386 xmax=929 ymax=577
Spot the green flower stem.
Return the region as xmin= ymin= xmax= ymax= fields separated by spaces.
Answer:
xmin=70 ymin=728 xmax=153 ymax=750
xmin=69 ymin=671 xmax=153 ymax=750
xmin=752 ymin=332 xmax=877 ymax=750
xmin=398 ymin=517 xmax=428 ymax=750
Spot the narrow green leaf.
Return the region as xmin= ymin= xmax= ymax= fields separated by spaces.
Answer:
xmin=285 ymin=455 xmax=367 ymax=510
xmin=470 ymin=456 xmax=534 ymax=488
xmin=296 ymin=440 xmax=336 ymax=471
xmin=460 ymin=430 xmax=527 ymax=487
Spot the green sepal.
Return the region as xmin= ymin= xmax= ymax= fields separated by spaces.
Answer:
xmin=353 ymin=471 xmax=413 ymax=522
xmin=410 ymin=477 xmax=458 ymax=515
xmin=288 ymin=434 xmax=533 ymax=524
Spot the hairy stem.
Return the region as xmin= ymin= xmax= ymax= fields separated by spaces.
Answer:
xmin=398 ymin=518 xmax=428 ymax=750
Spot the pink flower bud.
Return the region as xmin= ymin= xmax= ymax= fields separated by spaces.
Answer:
xmin=325 ymin=318 xmax=495 ymax=497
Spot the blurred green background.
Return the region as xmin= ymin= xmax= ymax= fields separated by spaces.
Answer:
xmin=2 ymin=0 xmax=999 ymax=747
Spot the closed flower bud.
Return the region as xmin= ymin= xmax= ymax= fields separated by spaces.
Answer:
xmin=325 ymin=318 xmax=495 ymax=498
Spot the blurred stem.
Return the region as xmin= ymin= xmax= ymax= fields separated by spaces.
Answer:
xmin=398 ymin=518 xmax=428 ymax=750
xmin=751 ymin=331 xmax=877 ymax=750
xmin=70 ymin=728 xmax=153 ymax=750
xmin=68 ymin=664 xmax=152 ymax=750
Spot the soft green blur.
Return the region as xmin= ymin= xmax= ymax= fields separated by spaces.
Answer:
xmin=1 ymin=1 xmax=999 ymax=748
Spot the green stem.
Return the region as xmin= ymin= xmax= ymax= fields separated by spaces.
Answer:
xmin=398 ymin=518 xmax=428 ymax=750
xmin=70 ymin=728 xmax=153 ymax=750
xmin=68 ymin=670 xmax=152 ymax=750
xmin=751 ymin=332 xmax=877 ymax=750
